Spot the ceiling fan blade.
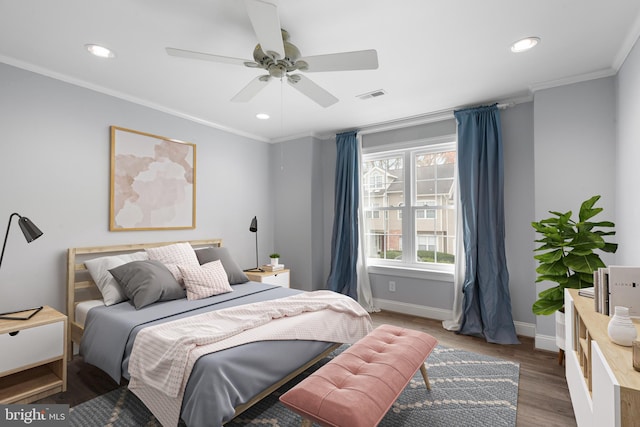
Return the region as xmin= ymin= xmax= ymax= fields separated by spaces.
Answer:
xmin=287 ymin=74 xmax=338 ymax=108
xmin=231 ymin=75 xmax=272 ymax=102
xmin=244 ymin=0 xmax=285 ymax=60
xmin=298 ymin=49 xmax=379 ymax=72
xmin=166 ymin=47 xmax=256 ymax=67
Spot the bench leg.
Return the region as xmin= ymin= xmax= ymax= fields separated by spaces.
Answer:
xmin=419 ymin=364 xmax=431 ymax=390
xmin=301 ymin=418 xmax=313 ymax=427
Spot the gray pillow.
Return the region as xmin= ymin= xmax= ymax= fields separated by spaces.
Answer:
xmin=109 ymin=260 xmax=185 ymax=309
xmin=195 ymin=247 xmax=249 ymax=285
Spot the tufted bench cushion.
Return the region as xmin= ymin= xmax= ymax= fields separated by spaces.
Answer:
xmin=279 ymin=324 xmax=438 ymax=427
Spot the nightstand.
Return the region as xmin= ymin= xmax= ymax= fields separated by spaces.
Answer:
xmin=245 ymin=269 xmax=290 ymax=288
xmin=0 ymin=305 xmax=67 ymax=404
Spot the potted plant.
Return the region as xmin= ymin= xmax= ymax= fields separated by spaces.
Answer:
xmin=269 ymin=253 xmax=280 ymax=266
xmin=532 ymin=195 xmax=617 ymax=352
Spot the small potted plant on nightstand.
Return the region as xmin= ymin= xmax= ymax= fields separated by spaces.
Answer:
xmin=269 ymin=253 xmax=280 ymax=266
xmin=532 ymin=195 xmax=617 ymax=363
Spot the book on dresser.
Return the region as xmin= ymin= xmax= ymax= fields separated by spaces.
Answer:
xmin=608 ymin=265 xmax=640 ymax=317
xmin=578 ymin=287 xmax=595 ymax=298
xmin=592 ymin=266 xmax=640 ymax=317
xmin=260 ymin=264 xmax=284 ymax=272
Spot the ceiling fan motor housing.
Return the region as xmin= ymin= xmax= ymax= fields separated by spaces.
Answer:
xmin=252 ymin=29 xmax=302 ymax=78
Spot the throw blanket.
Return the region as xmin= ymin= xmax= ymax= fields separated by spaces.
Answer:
xmin=128 ymin=290 xmax=373 ymax=426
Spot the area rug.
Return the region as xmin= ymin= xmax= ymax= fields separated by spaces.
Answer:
xmin=70 ymin=345 xmax=519 ymax=427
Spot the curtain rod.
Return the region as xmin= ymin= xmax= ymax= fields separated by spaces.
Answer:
xmin=354 ymin=99 xmax=521 ymax=137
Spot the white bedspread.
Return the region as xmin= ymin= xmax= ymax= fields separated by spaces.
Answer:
xmin=128 ymin=290 xmax=372 ymax=426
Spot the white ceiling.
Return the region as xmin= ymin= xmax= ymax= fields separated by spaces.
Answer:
xmin=1 ymin=1 xmax=639 ymax=142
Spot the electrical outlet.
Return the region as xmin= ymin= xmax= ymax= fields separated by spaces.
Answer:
xmin=389 ymin=281 xmax=396 ymax=292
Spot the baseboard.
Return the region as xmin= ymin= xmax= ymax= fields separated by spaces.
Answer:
xmin=373 ymin=298 xmax=452 ymax=321
xmin=535 ymin=333 xmax=558 ymax=352
xmin=513 ymin=320 xmax=536 ymax=338
xmin=373 ymin=298 xmax=537 ymax=339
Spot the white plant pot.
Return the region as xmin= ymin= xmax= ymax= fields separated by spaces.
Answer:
xmin=555 ymin=310 xmax=566 ymax=351
xmin=270 ymin=258 xmax=279 ymax=266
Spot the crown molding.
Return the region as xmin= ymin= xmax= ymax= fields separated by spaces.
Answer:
xmin=0 ymin=55 xmax=270 ymax=143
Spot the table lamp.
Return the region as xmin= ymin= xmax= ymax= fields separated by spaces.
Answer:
xmin=0 ymin=212 xmax=44 ymax=320
xmin=244 ymin=216 xmax=263 ymax=272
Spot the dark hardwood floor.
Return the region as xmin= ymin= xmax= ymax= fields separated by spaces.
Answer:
xmin=39 ymin=310 xmax=577 ymax=426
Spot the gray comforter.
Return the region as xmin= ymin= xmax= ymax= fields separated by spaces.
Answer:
xmin=80 ymin=282 xmax=334 ymax=426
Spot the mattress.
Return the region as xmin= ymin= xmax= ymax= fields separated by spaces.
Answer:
xmin=75 ymin=299 xmax=104 ymax=327
xmin=80 ymin=283 xmax=338 ymax=426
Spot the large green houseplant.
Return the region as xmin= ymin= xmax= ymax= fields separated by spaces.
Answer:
xmin=531 ymin=195 xmax=617 ymax=315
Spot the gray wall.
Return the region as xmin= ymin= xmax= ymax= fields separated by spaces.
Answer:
xmin=0 ymin=62 xmax=273 ymax=314
xmin=502 ymin=102 xmax=536 ymax=327
xmin=270 ymin=136 xmax=327 ymax=291
xmin=533 ymin=77 xmax=617 ymax=341
xmin=616 ymin=37 xmax=640 ymax=266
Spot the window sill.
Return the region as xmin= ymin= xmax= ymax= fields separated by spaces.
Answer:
xmin=366 ymin=265 xmax=454 ymax=282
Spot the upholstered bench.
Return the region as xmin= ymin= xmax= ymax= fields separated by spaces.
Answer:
xmin=279 ymin=324 xmax=438 ymax=427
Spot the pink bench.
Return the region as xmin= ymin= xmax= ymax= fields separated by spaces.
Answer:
xmin=279 ymin=324 xmax=438 ymax=427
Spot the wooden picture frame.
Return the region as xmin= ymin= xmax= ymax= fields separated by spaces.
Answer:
xmin=109 ymin=126 xmax=196 ymax=231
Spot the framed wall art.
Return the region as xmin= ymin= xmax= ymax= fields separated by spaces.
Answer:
xmin=109 ymin=126 xmax=196 ymax=231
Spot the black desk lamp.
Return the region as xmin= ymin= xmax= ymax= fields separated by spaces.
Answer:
xmin=0 ymin=213 xmax=44 ymax=320
xmin=244 ymin=216 xmax=263 ymax=272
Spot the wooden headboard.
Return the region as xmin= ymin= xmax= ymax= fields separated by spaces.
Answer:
xmin=66 ymin=238 xmax=222 ymax=358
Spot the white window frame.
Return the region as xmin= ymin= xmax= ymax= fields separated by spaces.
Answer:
xmin=362 ymin=135 xmax=456 ymax=275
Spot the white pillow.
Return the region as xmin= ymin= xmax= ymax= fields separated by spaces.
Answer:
xmin=84 ymin=251 xmax=149 ymax=305
xmin=178 ymin=260 xmax=233 ymax=300
xmin=146 ymin=242 xmax=200 ymax=285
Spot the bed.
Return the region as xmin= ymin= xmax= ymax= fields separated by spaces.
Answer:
xmin=67 ymin=239 xmax=372 ymax=426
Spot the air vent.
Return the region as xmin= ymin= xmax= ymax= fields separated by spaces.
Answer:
xmin=357 ymin=89 xmax=387 ymax=100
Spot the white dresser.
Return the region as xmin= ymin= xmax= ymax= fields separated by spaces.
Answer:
xmin=565 ymin=289 xmax=640 ymax=426
xmin=0 ymin=306 xmax=67 ymax=404
xmin=245 ymin=269 xmax=290 ymax=288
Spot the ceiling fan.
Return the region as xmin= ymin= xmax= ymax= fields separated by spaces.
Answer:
xmin=165 ymin=0 xmax=378 ymax=108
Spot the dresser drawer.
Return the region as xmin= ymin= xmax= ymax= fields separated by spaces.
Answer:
xmin=0 ymin=321 xmax=64 ymax=375
xmin=262 ymin=271 xmax=290 ymax=288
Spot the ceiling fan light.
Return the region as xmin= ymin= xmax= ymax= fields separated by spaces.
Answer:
xmin=510 ymin=37 xmax=540 ymax=53
xmin=85 ymin=44 xmax=115 ymax=58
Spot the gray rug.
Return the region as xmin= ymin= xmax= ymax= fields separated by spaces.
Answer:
xmin=70 ymin=345 xmax=519 ymax=427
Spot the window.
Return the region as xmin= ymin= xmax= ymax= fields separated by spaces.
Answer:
xmin=362 ymin=140 xmax=456 ymax=271
xmin=371 ymin=174 xmax=384 ymax=190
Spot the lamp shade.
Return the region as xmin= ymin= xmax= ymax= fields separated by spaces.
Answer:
xmin=1 ymin=212 xmax=44 ymax=272
xmin=249 ymin=216 xmax=258 ymax=233
xmin=18 ymin=216 xmax=43 ymax=243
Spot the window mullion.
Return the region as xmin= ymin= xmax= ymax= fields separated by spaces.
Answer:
xmin=403 ymin=150 xmax=413 ymax=264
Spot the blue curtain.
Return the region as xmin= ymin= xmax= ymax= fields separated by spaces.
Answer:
xmin=455 ymin=104 xmax=519 ymax=344
xmin=327 ymin=130 xmax=359 ymax=299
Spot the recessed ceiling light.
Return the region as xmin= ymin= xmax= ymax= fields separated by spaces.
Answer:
xmin=510 ymin=37 xmax=540 ymax=53
xmin=85 ymin=44 xmax=115 ymax=59
xmin=256 ymin=113 xmax=270 ymax=120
